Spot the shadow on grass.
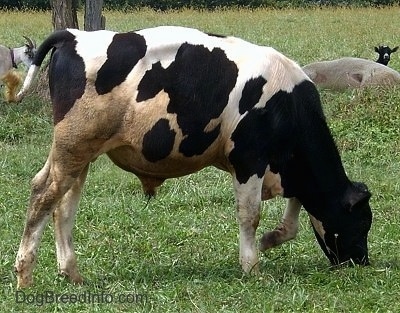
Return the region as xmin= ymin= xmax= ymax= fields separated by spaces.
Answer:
xmin=78 ymin=253 xmax=335 ymax=290
xmin=84 ymin=259 xmax=243 ymax=289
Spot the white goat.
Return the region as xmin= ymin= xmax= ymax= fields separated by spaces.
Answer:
xmin=302 ymin=57 xmax=400 ymax=91
xmin=0 ymin=36 xmax=36 ymax=102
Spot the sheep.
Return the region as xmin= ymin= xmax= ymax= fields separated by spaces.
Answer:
xmin=302 ymin=57 xmax=400 ymax=91
xmin=375 ymin=45 xmax=398 ymax=66
xmin=0 ymin=36 xmax=36 ymax=102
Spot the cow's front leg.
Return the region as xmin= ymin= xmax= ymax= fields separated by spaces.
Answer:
xmin=259 ymin=197 xmax=301 ymax=251
xmin=53 ymin=165 xmax=89 ymax=285
xmin=233 ymin=175 xmax=262 ymax=274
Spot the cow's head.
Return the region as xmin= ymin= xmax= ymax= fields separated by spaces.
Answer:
xmin=308 ymin=182 xmax=372 ymax=266
xmin=279 ymin=148 xmax=373 ymax=266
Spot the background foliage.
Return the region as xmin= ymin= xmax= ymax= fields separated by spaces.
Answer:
xmin=0 ymin=0 xmax=398 ymax=10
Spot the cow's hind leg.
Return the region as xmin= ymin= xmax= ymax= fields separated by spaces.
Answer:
xmin=53 ymin=165 xmax=89 ymax=284
xmin=233 ymin=175 xmax=262 ymax=274
xmin=259 ymin=197 xmax=301 ymax=251
xmin=14 ymin=150 xmax=89 ymax=288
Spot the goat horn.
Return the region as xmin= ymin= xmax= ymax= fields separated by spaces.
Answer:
xmin=23 ymin=36 xmax=35 ymax=48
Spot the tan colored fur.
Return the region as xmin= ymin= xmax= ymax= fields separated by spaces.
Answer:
xmin=1 ymin=70 xmax=22 ymax=102
xmin=261 ymin=170 xmax=283 ymax=200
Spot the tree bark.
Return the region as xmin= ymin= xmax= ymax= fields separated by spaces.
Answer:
xmin=50 ymin=0 xmax=79 ymax=30
xmin=84 ymin=0 xmax=105 ymax=31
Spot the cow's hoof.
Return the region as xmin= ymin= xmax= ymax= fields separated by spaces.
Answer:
xmin=16 ymin=275 xmax=33 ymax=289
xmin=241 ymin=260 xmax=260 ymax=275
xmin=59 ymin=269 xmax=84 ymax=285
xmin=259 ymin=229 xmax=283 ymax=252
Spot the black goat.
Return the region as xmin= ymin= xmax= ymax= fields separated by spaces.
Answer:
xmin=375 ymin=45 xmax=399 ymax=66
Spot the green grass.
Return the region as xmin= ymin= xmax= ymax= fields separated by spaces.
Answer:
xmin=1 ymin=6 xmax=400 ymax=313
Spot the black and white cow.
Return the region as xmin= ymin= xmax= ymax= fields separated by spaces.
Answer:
xmin=14 ymin=26 xmax=372 ymax=288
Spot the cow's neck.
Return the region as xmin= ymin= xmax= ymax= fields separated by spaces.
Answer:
xmin=306 ymin=116 xmax=348 ymax=190
xmin=279 ymin=81 xmax=350 ymax=218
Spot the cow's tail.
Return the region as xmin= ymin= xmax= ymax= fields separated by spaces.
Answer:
xmin=16 ymin=29 xmax=75 ymax=102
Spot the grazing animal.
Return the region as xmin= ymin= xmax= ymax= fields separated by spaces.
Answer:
xmin=14 ymin=26 xmax=372 ymax=288
xmin=375 ymin=45 xmax=398 ymax=66
xmin=0 ymin=36 xmax=36 ymax=102
xmin=259 ymin=172 xmax=371 ymax=267
xmin=302 ymin=57 xmax=400 ymax=90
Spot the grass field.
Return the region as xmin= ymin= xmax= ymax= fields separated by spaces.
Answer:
xmin=1 ymin=6 xmax=400 ymax=313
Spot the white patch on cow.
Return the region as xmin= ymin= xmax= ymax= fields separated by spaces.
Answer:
xmin=137 ymin=26 xmax=213 ymax=69
xmin=138 ymin=26 xmax=217 ymax=51
xmin=220 ymin=41 xmax=309 ymax=113
xmin=221 ymin=84 xmax=251 ymax=141
xmin=67 ymin=29 xmax=116 ymax=79
xmin=257 ymin=49 xmax=309 ymax=108
xmin=234 ymin=173 xmax=263 ymax=203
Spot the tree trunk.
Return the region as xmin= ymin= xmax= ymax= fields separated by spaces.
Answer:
xmin=84 ymin=0 xmax=105 ymax=31
xmin=50 ymin=0 xmax=79 ymax=30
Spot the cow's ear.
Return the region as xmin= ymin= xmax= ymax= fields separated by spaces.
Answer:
xmin=392 ymin=46 xmax=399 ymax=53
xmin=342 ymin=182 xmax=371 ymax=212
xmin=374 ymin=46 xmax=379 ymax=53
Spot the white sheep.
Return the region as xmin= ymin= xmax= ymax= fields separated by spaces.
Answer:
xmin=302 ymin=57 xmax=400 ymax=91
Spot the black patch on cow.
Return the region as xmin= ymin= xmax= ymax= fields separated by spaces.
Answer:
xmin=180 ymin=123 xmax=222 ymax=156
xmin=229 ymin=79 xmax=348 ymax=187
xmin=229 ymin=88 xmax=299 ymax=184
xmin=142 ymin=119 xmax=176 ymax=162
xmin=238 ymin=76 xmax=267 ymax=114
xmin=49 ymin=39 xmax=86 ymax=125
xmin=136 ymin=61 xmax=165 ymax=102
xmin=95 ymin=32 xmax=146 ymax=95
xmin=137 ymin=43 xmax=238 ymax=157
